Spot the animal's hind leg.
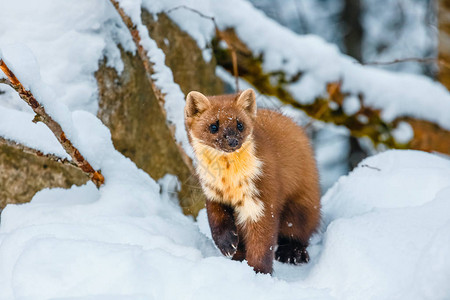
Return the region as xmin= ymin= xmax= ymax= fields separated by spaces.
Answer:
xmin=275 ymin=198 xmax=320 ymax=265
xmin=275 ymin=236 xmax=310 ymax=264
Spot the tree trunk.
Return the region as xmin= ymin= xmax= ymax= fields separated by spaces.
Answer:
xmin=342 ymin=0 xmax=363 ymax=62
xmin=438 ymin=0 xmax=450 ymax=90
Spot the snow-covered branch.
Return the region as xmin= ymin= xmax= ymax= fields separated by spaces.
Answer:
xmin=0 ymin=59 xmax=104 ymax=187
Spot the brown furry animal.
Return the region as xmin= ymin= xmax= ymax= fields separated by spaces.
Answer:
xmin=185 ymin=88 xmax=320 ymax=274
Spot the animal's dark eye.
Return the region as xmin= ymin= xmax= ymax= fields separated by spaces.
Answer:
xmin=237 ymin=121 xmax=244 ymax=132
xmin=209 ymin=121 xmax=219 ymax=134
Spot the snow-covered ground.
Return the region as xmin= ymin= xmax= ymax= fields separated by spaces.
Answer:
xmin=1 ymin=0 xmax=450 ymax=299
xmin=1 ymin=150 xmax=449 ymax=299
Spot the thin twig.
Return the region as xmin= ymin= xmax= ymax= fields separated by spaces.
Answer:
xmin=363 ymin=57 xmax=450 ymax=69
xmin=165 ymin=5 xmax=240 ymax=92
xmin=166 ymin=5 xmax=216 ymax=22
xmin=360 ymin=164 xmax=381 ymax=171
xmin=110 ymin=0 xmax=195 ymax=174
xmin=0 ymin=59 xmax=104 ymax=187
xmin=0 ymin=137 xmax=78 ymax=169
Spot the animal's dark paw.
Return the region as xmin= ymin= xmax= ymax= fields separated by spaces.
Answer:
xmin=275 ymin=244 xmax=310 ymax=265
xmin=214 ymin=229 xmax=239 ymax=258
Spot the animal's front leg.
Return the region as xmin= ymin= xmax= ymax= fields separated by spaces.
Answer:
xmin=241 ymin=211 xmax=279 ymax=274
xmin=206 ymin=200 xmax=239 ymax=257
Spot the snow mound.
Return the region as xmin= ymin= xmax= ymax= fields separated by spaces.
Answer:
xmin=1 ymin=150 xmax=449 ymax=299
xmin=321 ymin=149 xmax=450 ymax=225
xmin=312 ymin=150 xmax=450 ymax=299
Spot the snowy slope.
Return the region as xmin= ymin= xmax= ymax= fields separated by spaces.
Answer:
xmin=1 ymin=1 xmax=450 ymax=299
xmin=1 ymin=150 xmax=450 ymax=299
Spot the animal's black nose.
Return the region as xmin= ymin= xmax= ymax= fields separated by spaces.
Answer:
xmin=228 ymin=138 xmax=239 ymax=148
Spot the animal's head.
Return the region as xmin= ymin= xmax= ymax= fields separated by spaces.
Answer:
xmin=184 ymin=88 xmax=257 ymax=153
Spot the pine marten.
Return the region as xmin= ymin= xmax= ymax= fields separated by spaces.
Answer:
xmin=185 ymin=88 xmax=320 ymax=274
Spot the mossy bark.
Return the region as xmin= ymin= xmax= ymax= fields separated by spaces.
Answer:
xmin=0 ymin=143 xmax=87 ymax=209
xmin=143 ymin=13 xmax=223 ymax=96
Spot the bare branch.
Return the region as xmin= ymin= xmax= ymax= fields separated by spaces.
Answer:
xmin=166 ymin=5 xmax=217 ymax=23
xmin=363 ymin=57 xmax=450 ymax=69
xmin=360 ymin=164 xmax=381 ymax=171
xmin=110 ymin=0 xmax=196 ymax=173
xmin=0 ymin=137 xmax=78 ymax=169
xmin=0 ymin=59 xmax=104 ymax=187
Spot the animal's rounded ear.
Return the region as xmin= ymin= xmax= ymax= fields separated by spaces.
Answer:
xmin=236 ymin=88 xmax=256 ymax=117
xmin=185 ymin=91 xmax=211 ymax=118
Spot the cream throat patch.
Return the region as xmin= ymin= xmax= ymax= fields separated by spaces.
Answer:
xmin=191 ymin=135 xmax=264 ymax=224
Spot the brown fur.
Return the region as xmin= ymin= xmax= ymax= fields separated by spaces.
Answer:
xmin=185 ymin=89 xmax=320 ymax=274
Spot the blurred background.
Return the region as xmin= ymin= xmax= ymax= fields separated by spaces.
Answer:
xmin=249 ymin=0 xmax=439 ymax=192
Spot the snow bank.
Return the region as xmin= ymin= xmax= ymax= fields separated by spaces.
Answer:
xmin=1 ymin=150 xmax=449 ymax=299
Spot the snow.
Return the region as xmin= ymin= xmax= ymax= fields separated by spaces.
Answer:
xmin=0 ymin=105 xmax=68 ymax=159
xmin=1 ymin=149 xmax=450 ymax=299
xmin=0 ymin=0 xmax=193 ymax=159
xmin=391 ymin=121 xmax=414 ymax=144
xmin=1 ymin=45 xmax=41 ymax=90
xmin=251 ymin=0 xmax=436 ymax=75
xmin=0 ymin=0 xmax=132 ymax=114
xmin=362 ymin=0 xmax=436 ymax=74
xmin=342 ymin=95 xmax=360 ymax=116
xmin=0 ymin=44 xmax=113 ymax=164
